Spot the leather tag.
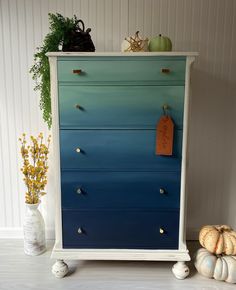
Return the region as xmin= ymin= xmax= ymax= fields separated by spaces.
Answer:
xmin=156 ymin=116 xmax=174 ymax=155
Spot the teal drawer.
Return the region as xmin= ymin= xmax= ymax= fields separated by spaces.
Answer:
xmin=60 ymin=129 xmax=182 ymax=171
xmin=62 ymin=209 xmax=179 ymax=249
xmin=61 ymin=171 xmax=180 ymax=210
xmin=59 ymin=85 xmax=184 ymax=129
xmin=57 ymin=58 xmax=186 ymax=83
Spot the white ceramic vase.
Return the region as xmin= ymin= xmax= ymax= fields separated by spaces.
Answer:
xmin=23 ymin=202 xmax=46 ymax=256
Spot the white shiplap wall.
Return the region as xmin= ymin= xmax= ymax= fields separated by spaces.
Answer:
xmin=0 ymin=0 xmax=236 ymax=239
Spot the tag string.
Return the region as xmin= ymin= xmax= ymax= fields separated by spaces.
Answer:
xmin=162 ymin=105 xmax=169 ymax=116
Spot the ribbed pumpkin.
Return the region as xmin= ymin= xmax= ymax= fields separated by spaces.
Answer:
xmin=194 ymin=248 xmax=236 ymax=284
xmin=199 ymin=225 xmax=236 ymax=255
xmin=148 ymin=34 xmax=172 ymax=52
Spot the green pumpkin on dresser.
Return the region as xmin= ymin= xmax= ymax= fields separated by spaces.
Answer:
xmin=148 ymin=34 xmax=172 ymax=52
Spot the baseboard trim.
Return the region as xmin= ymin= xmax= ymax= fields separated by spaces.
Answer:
xmin=0 ymin=227 xmax=55 ymax=240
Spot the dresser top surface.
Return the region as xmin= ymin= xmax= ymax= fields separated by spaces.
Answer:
xmin=47 ymin=51 xmax=198 ymax=57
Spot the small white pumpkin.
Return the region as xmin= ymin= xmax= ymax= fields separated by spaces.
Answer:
xmin=121 ymin=31 xmax=148 ymax=52
xmin=194 ymin=248 xmax=236 ymax=283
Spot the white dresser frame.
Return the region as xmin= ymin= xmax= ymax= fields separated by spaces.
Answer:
xmin=47 ymin=52 xmax=198 ymax=279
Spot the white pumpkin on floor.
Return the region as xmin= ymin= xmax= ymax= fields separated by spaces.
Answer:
xmin=194 ymin=248 xmax=236 ymax=283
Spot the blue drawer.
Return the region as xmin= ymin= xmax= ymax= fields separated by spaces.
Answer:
xmin=61 ymin=171 xmax=180 ymax=209
xmin=60 ymin=130 xmax=182 ymax=171
xmin=58 ymin=58 xmax=186 ymax=83
xmin=59 ymin=85 xmax=184 ymax=129
xmin=62 ymin=209 xmax=179 ymax=249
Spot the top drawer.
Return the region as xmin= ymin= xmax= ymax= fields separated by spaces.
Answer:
xmin=57 ymin=58 xmax=186 ymax=83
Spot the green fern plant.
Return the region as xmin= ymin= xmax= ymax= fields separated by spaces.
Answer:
xmin=30 ymin=13 xmax=80 ymax=128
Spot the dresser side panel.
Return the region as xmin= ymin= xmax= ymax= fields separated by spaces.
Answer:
xmin=48 ymin=56 xmax=63 ymax=250
xmin=178 ymin=56 xmax=196 ymax=250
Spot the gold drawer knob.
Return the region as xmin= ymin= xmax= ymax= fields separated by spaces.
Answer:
xmin=159 ymin=228 xmax=165 ymax=234
xmin=77 ymin=188 xmax=82 ymax=194
xmin=76 ymin=147 xmax=81 ymax=153
xmin=77 ymin=227 xmax=83 ymax=234
xmin=161 ymin=68 xmax=170 ymax=74
xmin=73 ymin=69 xmax=82 ymax=74
xmin=159 ymin=188 xmax=165 ymax=194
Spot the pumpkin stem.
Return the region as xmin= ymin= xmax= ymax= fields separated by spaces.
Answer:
xmin=217 ymin=225 xmax=231 ymax=233
xmin=159 ymin=34 xmax=162 ymax=37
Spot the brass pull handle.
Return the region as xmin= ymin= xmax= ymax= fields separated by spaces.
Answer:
xmin=159 ymin=228 xmax=165 ymax=234
xmin=75 ymin=104 xmax=85 ymax=111
xmin=73 ymin=69 xmax=82 ymax=74
xmin=161 ymin=68 xmax=170 ymax=74
xmin=77 ymin=227 xmax=83 ymax=234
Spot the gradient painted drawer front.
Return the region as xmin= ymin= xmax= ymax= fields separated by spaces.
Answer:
xmin=55 ymin=55 xmax=189 ymax=252
xmin=61 ymin=171 xmax=180 ymax=210
xmin=60 ymin=130 xmax=182 ymax=170
xmin=59 ymin=85 xmax=185 ymax=129
xmin=62 ymin=210 xmax=179 ymax=249
xmin=58 ymin=58 xmax=186 ymax=83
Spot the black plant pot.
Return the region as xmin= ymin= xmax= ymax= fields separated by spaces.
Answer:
xmin=62 ymin=20 xmax=95 ymax=52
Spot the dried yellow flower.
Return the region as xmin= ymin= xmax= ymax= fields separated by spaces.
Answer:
xmin=19 ymin=133 xmax=50 ymax=204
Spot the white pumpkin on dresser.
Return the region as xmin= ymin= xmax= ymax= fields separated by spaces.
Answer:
xmin=121 ymin=31 xmax=148 ymax=52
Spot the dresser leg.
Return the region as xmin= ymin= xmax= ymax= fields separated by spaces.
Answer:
xmin=52 ymin=259 xmax=69 ymax=278
xmin=172 ymin=261 xmax=190 ymax=279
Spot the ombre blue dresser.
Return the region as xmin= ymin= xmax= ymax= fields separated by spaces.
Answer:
xmin=48 ymin=52 xmax=197 ymax=279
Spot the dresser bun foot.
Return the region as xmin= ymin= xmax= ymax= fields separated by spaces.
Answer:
xmin=172 ymin=261 xmax=190 ymax=279
xmin=52 ymin=259 xmax=69 ymax=278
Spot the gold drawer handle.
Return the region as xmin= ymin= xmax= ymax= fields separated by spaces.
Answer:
xmin=75 ymin=104 xmax=85 ymax=111
xmin=159 ymin=228 xmax=165 ymax=234
xmin=73 ymin=69 xmax=82 ymax=75
xmin=161 ymin=68 xmax=170 ymax=74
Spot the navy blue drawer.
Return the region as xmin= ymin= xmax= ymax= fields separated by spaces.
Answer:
xmin=60 ymin=130 xmax=182 ymax=171
xmin=62 ymin=210 xmax=179 ymax=249
xmin=61 ymin=171 xmax=180 ymax=209
xmin=59 ymin=85 xmax=184 ymax=129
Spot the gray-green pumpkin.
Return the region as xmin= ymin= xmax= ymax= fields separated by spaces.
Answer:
xmin=148 ymin=34 xmax=172 ymax=51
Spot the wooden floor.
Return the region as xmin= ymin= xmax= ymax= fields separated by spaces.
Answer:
xmin=0 ymin=240 xmax=235 ymax=290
